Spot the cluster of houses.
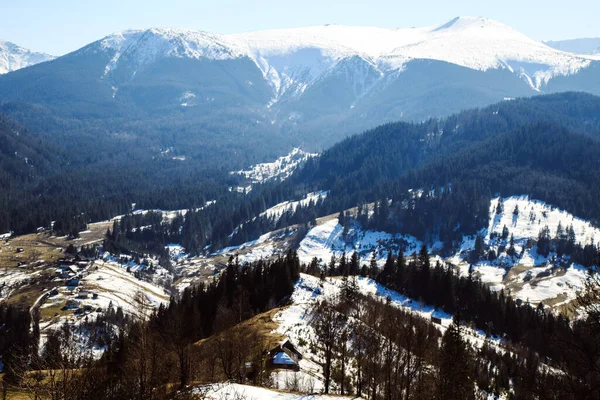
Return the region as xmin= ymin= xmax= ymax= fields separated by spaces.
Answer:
xmin=54 ymin=257 xmax=90 ymax=285
xmin=51 ymin=257 xmax=103 ymax=316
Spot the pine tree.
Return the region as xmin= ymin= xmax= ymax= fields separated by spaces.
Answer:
xmin=339 ymin=251 xmax=348 ymax=276
xmin=472 ymin=234 xmax=485 ymax=262
xmin=350 ymin=251 xmax=360 ymax=276
xmin=328 ymin=255 xmax=337 ymax=276
xmin=496 ymin=200 xmax=504 ymax=215
xmin=537 ymin=226 xmax=551 ymax=257
xmin=418 ymin=244 xmax=430 ymax=302
xmin=437 ymin=318 xmax=475 ymax=400
xmin=501 ymin=225 xmax=509 ymax=240
xmin=369 ymin=251 xmax=378 ymax=278
xmin=507 ymin=234 xmax=516 ymax=257
xmin=566 ymin=224 xmax=576 ymax=255
xmin=394 ymin=249 xmax=406 ymax=292
xmin=380 ymin=251 xmax=396 ymax=286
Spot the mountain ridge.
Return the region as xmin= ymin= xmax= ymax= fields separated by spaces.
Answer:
xmin=546 ymin=37 xmax=600 ymax=55
xmin=91 ymin=16 xmax=594 ymax=97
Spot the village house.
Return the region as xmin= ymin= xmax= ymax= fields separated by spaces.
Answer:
xmin=267 ymin=339 xmax=302 ymax=371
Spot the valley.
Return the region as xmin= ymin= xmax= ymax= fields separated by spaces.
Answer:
xmin=1 ymin=10 xmax=600 ymax=399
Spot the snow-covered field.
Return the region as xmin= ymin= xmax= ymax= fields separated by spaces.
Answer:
xmin=0 ymin=268 xmax=42 ymax=301
xmin=188 ymin=193 xmax=595 ymax=309
xmin=214 ymin=231 xmax=288 ymax=264
xmin=195 ymin=382 xmax=362 ymax=399
xmin=82 ymin=260 xmax=170 ymax=317
xmin=293 ymin=195 xmax=595 ymax=309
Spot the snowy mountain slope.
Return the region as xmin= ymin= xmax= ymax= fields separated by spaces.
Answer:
xmin=260 ymin=191 xmax=328 ymax=220
xmin=292 ymin=195 xmax=596 ymax=310
xmin=486 ymin=195 xmax=600 ymax=248
xmin=97 ymin=18 xmax=591 ymax=77
xmin=82 ymin=260 xmax=170 ymax=316
xmin=273 ymin=273 xmax=506 ymax=395
xmin=231 ymin=148 xmax=318 ymax=193
xmin=169 ymin=192 xmax=596 ymax=310
xmin=297 ymin=216 xmax=424 ymax=265
xmin=382 ymin=17 xmax=590 ymax=87
xmin=0 ymin=40 xmax=54 ymax=74
xmin=98 ymin=28 xmax=245 ymax=79
xmin=447 ymin=195 xmax=598 ymax=309
xmin=91 ymin=17 xmax=593 ymax=99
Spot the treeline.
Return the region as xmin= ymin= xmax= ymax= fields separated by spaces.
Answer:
xmin=288 ymin=122 xmax=600 ymax=252
xmin=100 ymin=187 xmax=327 ymax=256
xmin=8 ymin=92 xmax=600 ymax=251
xmin=402 ymin=123 xmax=600 ymax=225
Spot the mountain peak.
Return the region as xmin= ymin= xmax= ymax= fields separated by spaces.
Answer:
xmin=432 ymin=16 xmax=519 ymax=33
xmin=0 ymin=40 xmax=55 ymax=74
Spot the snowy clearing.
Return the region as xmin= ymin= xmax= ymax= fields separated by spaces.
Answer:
xmin=195 ymin=382 xmax=362 ymax=399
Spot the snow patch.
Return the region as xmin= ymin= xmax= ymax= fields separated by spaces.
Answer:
xmin=231 ymin=148 xmax=317 ymax=192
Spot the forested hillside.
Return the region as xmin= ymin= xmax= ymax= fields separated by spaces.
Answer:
xmin=282 ymin=92 xmax=600 ymax=240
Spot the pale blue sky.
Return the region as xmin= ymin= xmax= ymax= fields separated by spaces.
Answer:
xmin=2 ymin=0 xmax=599 ymax=55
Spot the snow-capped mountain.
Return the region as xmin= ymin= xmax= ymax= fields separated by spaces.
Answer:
xmin=96 ymin=17 xmax=593 ymax=97
xmin=0 ymin=40 xmax=54 ymax=74
xmin=0 ymin=17 xmax=599 ymax=149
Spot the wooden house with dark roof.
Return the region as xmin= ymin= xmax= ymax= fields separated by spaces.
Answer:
xmin=267 ymin=339 xmax=302 ymax=371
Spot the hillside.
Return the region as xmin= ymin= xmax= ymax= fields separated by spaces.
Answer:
xmin=289 ymin=93 xmax=600 ymax=226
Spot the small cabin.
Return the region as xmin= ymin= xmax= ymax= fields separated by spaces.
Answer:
xmin=67 ymin=279 xmax=80 ymax=287
xmin=77 ymin=291 xmax=90 ymax=299
xmin=267 ymin=339 xmax=302 ymax=371
xmin=431 ymin=316 xmax=443 ymax=325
